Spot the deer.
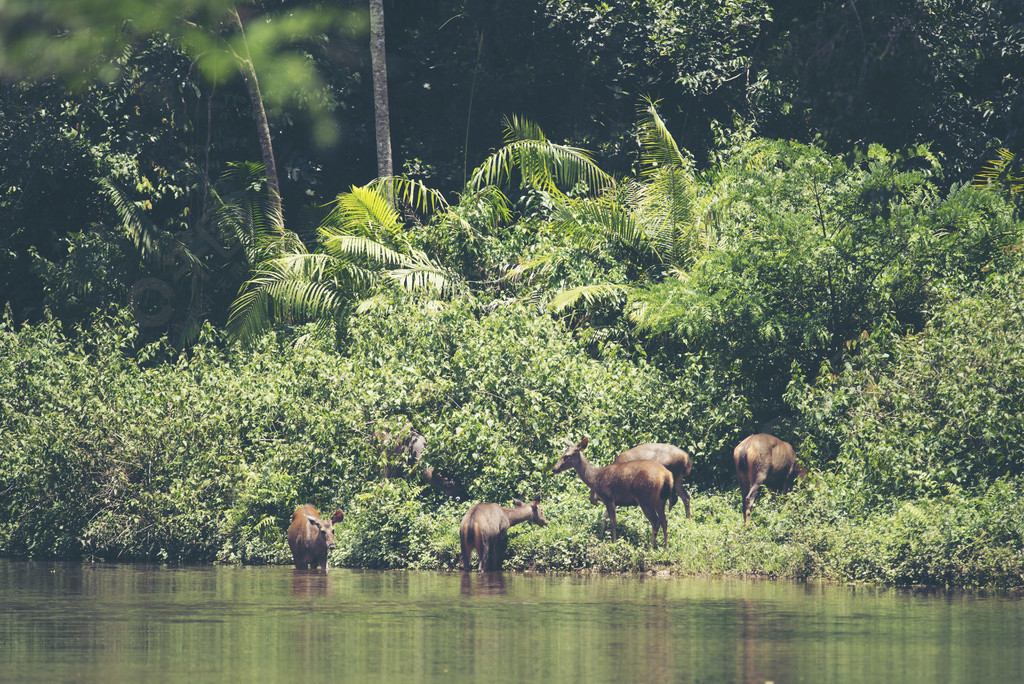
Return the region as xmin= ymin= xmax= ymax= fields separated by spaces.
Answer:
xmin=733 ymin=433 xmax=807 ymax=523
xmin=371 ymin=428 xmax=425 ymax=478
xmin=554 ymin=438 xmax=673 ymax=550
xmin=459 ymin=496 xmax=548 ymax=573
xmin=421 ymin=464 xmax=468 ymax=501
xmin=589 ymin=443 xmax=693 ymax=526
xmin=287 ymin=505 xmax=345 ymax=571
xmin=372 ymin=428 xmax=467 ymax=500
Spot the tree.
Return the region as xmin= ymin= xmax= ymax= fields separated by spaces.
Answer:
xmin=369 ymin=0 xmax=392 ymax=178
xmin=629 ymin=139 xmax=1024 ymax=420
xmin=471 ymin=106 xmax=702 ymax=328
xmin=765 ymin=0 xmax=1024 ymax=179
xmin=0 ymin=0 xmax=366 ymax=334
xmin=0 ymin=0 xmax=351 ymax=228
xmin=229 ymin=7 xmax=284 ymax=229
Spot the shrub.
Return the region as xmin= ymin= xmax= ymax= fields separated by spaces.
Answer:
xmin=789 ymin=261 xmax=1024 ymax=500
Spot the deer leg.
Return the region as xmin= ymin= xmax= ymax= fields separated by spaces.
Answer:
xmin=738 ymin=481 xmax=751 ymax=522
xmin=606 ymin=504 xmax=618 ymax=542
xmin=599 ymin=508 xmax=609 ymax=539
xmin=743 ymin=482 xmax=761 ymax=524
xmin=640 ymin=501 xmax=667 ymax=550
xmin=478 ymin=539 xmax=490 ymax=574
xmin=493 ymin=535 xmax=507 ymax=572
xmin=679 ymin=484 xmax=692 ymax=519
xmin=660 ymin=502 xmax=669 ymax=550
xmin=651 ymin=498 xmax=669 ymax=550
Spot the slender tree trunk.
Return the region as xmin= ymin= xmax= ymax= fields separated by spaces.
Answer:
xmin=369 ymin=0 xmax=392 ymax=178
xmin=232 ymin=9 xmax=285 ymax=230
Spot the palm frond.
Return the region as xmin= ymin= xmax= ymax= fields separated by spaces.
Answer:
xmin=322 ymin=185 xmax=404 ymax=239
xmin=389 ymin=257 xmax=460 ymax=297
xmin=638 ymin=97 xmax=689 ymax=179
xmin=320 ymin=234 xmax=413 ymax=269
xmin=551 ymin=199 xmax=653 ymax=260
xmin=453 ymin=185 xmax=513 ymax=230
xmin=550 ymin=283 xmax=629 ymax=314
xmin=504 ymin=114 xmax=548 ymax=143
xmin=214 ymin=163 xmax=273 ymax=229
xmin=227 ymin=252 xmax=343 ymax=346
xmin=207 ymin=161 xmax=305 ymax=265
xmin=99 ymin=178 xmax=172 ymax=269
xmin=637 ymin=166 xmax=698 ymax=264
xmin=469 ymin=117 xmax=612 ymax=196
xmin=503 ymin=254 xmax=557 ymax=283
xmin=468 ymin=143 xmax=519 ymax=193
xmin=369 ymin=176 xmax=450 ymax=216
xmin=972 ymin=148 xmax=1024 ymax=209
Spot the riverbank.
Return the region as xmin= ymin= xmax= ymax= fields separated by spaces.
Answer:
xmin=320 ymin=483 xmax=1024 ymax=588
xmin=2 ymin=301 xmax=1022 ymax=589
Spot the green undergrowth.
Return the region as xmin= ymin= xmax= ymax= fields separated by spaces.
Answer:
xmin=324 ymin=481 xmax=1024 ymax=588
xmin=2 ymin=298 xmax=1023 ymax=588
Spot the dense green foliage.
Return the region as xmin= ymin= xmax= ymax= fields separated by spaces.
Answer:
xmin=630 ymin=141 xmax=1022 ymax=419
xmin=2 ymin=260 xmax=1023 ymax=586
xmin=790 ymin=263 xmax=1024 ymax=501
xmin=3 ymin=0 xmax=1023 ymax=330
xmin=2 ymin=1 xmax=1024 ymax=588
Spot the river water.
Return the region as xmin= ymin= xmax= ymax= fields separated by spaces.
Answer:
xmin=1 ymin=559 xmax=1021 ymax=683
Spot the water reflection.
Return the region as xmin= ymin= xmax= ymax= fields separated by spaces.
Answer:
xmin=1 ymin=561 xmax=1022 ymax=684
xmin=290 ymin=570 xmax=331 ymax=597
xmin=459 ymin=571 xmax=507 ymax=597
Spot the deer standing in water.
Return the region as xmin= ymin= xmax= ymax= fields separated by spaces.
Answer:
xmin=459 ymin=497 xmax=548 ymax=573
xmin=287 ymin=505 xmax=345 ymax=571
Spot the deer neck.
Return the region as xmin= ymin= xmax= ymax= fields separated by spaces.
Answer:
xmin=504 ymin=505 xmax=534 ymax=527
xmin=571 ymin=453 xmax=601 ymax=490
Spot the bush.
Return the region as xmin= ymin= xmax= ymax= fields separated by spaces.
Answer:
xmin=3 ymin=274 xmax=1023 ymax=588
xmin=0 ymin=296 xmax=746 ymax=564
xmin=788 ymin=261 xmax=1024 ymax=500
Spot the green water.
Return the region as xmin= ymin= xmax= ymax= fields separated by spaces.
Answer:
xmin=1 ymin=559 xmax=1020 ymax=683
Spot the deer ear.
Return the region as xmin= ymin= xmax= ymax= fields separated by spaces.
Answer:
xmin=533 ymin=495 xmax=541 ymax=504
xmin=331 ymin=509 xmax=345 ymax=524
xmin=578 ymin=437 xmax=589 ymax=449
xmin=306 ymin=515 xmax=322 ymax=528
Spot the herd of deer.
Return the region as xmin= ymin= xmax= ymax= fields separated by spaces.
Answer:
xmin=287 ymin=432 xmax=806 ymax=573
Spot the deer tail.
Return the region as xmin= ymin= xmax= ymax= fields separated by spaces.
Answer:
xmin=737 ymin=449 xmax=749 ymax=473
xmin=660 ymin=478 xmax=672 ymax=504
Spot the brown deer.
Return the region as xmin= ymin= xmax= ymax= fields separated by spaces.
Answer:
xmin=589 ymin=443 xmax=693 ymax=521
xmin=733 ymin=433 xmax=807 ymax=523
xmin=372 ymin=428 xmax=424 ymax=478
xmin=287 ymin=505 xmax=345 ymax=570
xmin=421 ymin=464 xmax=468 ymax=501
xmin=373 ymin=428 xmax=467 ymax=500
xmin=459 ymin=497 xmax=548 ymax=573
xmin=554 ymin=438 xmax=673 ymax=549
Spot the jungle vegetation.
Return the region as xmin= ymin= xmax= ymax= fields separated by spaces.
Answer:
xmin=1 ymin=0 xmax=1023 ymax=587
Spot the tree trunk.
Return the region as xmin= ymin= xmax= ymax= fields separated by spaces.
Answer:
xmin=232 ymin=9 xmax=285 ymax=230
xmin=369 ymin=0 xmax=393 ymax=179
